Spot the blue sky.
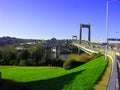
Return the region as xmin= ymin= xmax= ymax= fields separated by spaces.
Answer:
xmin=0 ymin=0 xmax=120 ymax=42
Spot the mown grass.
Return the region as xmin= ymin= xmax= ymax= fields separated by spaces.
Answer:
xmin=94 ymin=56 xmax=112 ymax=90
xmin=0 ymin=56 xmax=108 ymax=90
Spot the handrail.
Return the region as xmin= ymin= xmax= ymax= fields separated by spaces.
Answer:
xmin=117 ymin=59 xmax=120 ymax=90
xmin=72 ymin=41 xmax=103 ymax=54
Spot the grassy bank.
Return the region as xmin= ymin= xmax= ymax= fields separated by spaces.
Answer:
xmin=0 ymin=56 xmax=107 ymax=90
xmin=94 ymin=56 xmax=112 ymax=90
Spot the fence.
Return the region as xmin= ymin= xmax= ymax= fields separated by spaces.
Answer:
xmin=107 ymin=55 xmax=119 ymax=90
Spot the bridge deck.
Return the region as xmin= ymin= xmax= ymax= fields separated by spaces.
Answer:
xmin=73 ymin=43 xmax=99 ymax=55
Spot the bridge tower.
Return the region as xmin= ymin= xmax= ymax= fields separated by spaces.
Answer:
xmin=80 ymin=24 xmax=91 ymax=44
xmin=72 ymin=35 xmax=77 ymax=43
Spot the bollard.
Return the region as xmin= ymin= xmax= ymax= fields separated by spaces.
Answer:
xmin=0 ymin=72 xmax=1 ymax=80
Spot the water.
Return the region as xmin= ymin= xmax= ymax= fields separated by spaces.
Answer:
xmin=51 ymin=53 xmax=70 ymax=60
xmin=60 ymin=54 xmax=70 ymax=60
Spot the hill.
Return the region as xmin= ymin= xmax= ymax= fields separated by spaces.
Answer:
xmin=0 ymin=56 xmax=108 ymax=90
xmin=0 ymin=36 xmax=25 ymax=46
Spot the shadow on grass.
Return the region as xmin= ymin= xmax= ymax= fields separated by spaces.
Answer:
xmin=26 ymin=70 xmax=85 ymax=90
xmin=0 ymin=70 xmax=85 ymax=90
xmin=0 ymin=79 xmax=30 ymax=90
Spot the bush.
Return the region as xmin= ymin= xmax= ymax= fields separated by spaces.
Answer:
xmin=50 ymin=58 xmax=64 ymax=67
xmin=19 ymin=60 xmax=27 ymax=66
xmin=92 ymin=53 xmax=103 ymax=59
xmin=63 ymin=53 xmax=103 ymax=70
xmin=63 ymin=59 xmax=84 ymax=70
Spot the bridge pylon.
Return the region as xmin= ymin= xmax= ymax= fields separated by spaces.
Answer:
xmin=80 ymin=24 xmax=91 ymax=44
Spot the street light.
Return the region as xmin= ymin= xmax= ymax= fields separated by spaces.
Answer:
xmin=105 ymin=0 xmax=120 ymax=61
xmin=115 ymin=32 xmax=119 ymax=53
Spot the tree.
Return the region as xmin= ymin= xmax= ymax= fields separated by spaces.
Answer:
xmin=20 ymin=50 xmax=30 ymax=61
xmin=0 ymin=51 xmax=3 ymax=64
xmin=2 ymin=51 xmax=17 ymax=65
xmin=0 ymin=45 xmax=17 ymax=65
xmin=44 ymin=47 xmax=51 ymax=65
xmin=31 ymin=46 xmax=45 ymax=65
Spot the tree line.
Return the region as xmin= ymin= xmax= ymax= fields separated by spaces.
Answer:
xmin=0 ymin=45 xmax=64 ymax=66
xmin=0 ymin=44 xmax=80 ymax=67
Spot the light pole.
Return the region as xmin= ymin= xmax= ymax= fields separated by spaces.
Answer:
xmin=105 ymin=0 xmax=109 ymax=61
xmin=115 ymin=32 xmax=119 ymax=53
xmin=105 ymin=0 xmax=120 ymax=61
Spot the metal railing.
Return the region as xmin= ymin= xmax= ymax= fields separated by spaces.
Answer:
xmin=107 ymin=55 xmax=120 ymax=90
xmin=72 ymin=40 xmax=104 ymax=54
xmin=117 ymin=59 xmax=120 ymax=90
xmin=107 ymin=55 xmax=117 ymax=90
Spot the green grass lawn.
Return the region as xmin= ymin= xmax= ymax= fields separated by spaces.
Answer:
xmin=0 ymin=56 xmax=107 ymax=90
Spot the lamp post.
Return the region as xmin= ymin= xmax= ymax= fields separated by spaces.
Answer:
xmin=105 ymin=0 xmax=120 ymax=61
xmin=105 ymin=0 xmax=109 ymax=61
xmin=115 ymin=32 xmax=119 ymax=53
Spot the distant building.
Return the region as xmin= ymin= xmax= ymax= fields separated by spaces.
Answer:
xmin=25 ymin=42 xmax=36 ymax=45
xmin=16 ymin=46 xmax=25 ymax=50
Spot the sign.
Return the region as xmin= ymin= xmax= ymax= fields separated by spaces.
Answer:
xmin=102 ymin=43 xmax=108 ymax=46
xmin=108 ymin=38 xmax=120 ymax=41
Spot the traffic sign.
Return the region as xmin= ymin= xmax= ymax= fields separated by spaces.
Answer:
xmin=102 ymin=43 xmax=108 ymax=46
xmin=108 ymin=38 xmax=120 ymax=41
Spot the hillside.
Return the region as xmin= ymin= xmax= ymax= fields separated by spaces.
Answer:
xmin=0 ymin=56 xmax=107 ymax=90
xmin=0 ymin=36 xmax=39 ymax=46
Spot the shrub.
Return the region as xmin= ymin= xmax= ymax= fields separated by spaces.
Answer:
xmin=67 ymin=54 xmax=91 ymax=62
xmin=63 ymin=53 xmax=103 ymax=70
xmin=50 ymin=58 xmax=64 ymax=67
xmin=19 ymin=60 xmax=27 ymax=66
xmin=92 ymin=53 xmax=103 ymax=59
xmin=63 ymin=59 xmax=84 ymax=70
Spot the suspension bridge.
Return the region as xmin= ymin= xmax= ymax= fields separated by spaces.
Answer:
xmin=72 ymin=23 xmax=120 ymax=90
